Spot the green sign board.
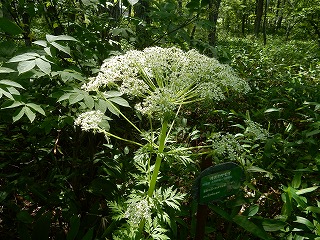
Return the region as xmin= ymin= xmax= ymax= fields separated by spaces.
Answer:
xmin=193 ymin=162 xmax=244 ymax=204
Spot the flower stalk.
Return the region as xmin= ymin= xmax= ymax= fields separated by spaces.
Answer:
xmin=147 ymin=119 xmax=168 ymax=197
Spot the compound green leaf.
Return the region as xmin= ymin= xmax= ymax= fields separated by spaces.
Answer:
xmin=0 ymin=67 xmax=15 ymax=73
xmin=26 ymin=103 xmax=45 ymax=115
xmin=0 ymin=80 xmax=24 ymax=89
xmin=17 ymin=60 xmax=36 ymax=74
xmin=69 ymin=93 xmax=84 ymax=105
xmin=24 ymin=106 xmax=36 ymax=122
xmin=0 ymin=88 xmax=13 ymax=99
xmin=109 ymin=97 xmax=130 ymax=107
xmin=9 ymin=52 xmax=39 ymax=62
xmin=84 ymin=95 xmax=94 ymax=109
xmin=13 ymin=107 xmax=25 ymax=122
xmin=35 ymin=58 xmax=51 ymax=75
xmin=50 ymin=42 xmax=71 ymax=55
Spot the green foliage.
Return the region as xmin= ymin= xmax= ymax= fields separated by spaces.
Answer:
xmin=0 ymin=0 xmax=320 ymax=239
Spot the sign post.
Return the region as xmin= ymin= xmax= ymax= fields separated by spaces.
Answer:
xmin=192 ymin=162 xmax=244 ymax=239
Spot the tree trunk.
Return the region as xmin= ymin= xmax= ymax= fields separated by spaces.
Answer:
xmin=276 ymin=0 xmax=286 ymax=30
xmin=208 ymin=0 xmax=222 ymax=47
xmin=254 ymin=0 xmax=264 ymax=36
xmin=262 ymin=0 xmax=269 ymax=45
xmin=241 ymin=0 xmax=247 ymax=36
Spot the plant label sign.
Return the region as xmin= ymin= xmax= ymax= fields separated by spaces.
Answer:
xmin=193 ymin=162 xmax=244 ymax=204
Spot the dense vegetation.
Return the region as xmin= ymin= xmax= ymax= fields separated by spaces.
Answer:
xmin=0 ymin=0 xmax=319 ymax=239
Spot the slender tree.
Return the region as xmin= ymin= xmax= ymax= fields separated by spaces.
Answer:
xmin=254 ymin=0 xmax=264 ymax=36
xmin=208 ymin=0 xmax=222 ymax=47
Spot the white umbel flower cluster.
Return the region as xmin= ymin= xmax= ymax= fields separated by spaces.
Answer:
xmin=74 ymin=110 xmax=105 ymax=132
xmin=244 ymin=120 xmax=269 ymax=141
xmin=124 ymin=199 xmax=152 ymax=226
xmin=82 ymin=47 xmax=250 ymax=117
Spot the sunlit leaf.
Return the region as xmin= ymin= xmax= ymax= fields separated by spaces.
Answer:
xmin=24 ymin=106 xmax=36 ymax=122
xmin=17 ymin=60 xmax=36 ymax=74
xmin=33 ymin=40 xmax=47 ymax=47
xmin=0 ymin=80 xmax=24 ymax=89
xmin=26 ymin=103 xmax=45 ymax=116
xmin=46 ymin=34 xmax=78 ymax=42
xmin=50 ymin=42 xmax=71 ymax=55
xmin=9 ymin=53 xmax=39 ymax=63
xmin=109 ymin=97 xmax=130 ymax=107
xmin=35 ymin=58 xmax=51 ymax=75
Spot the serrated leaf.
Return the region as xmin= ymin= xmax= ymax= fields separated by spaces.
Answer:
xmin=69 ymin=93 xmax=84 ymax=105
xmin=44 ymin=47 xmax=52 ymax=56
xmin=0 ymin=88 xmax=13 ymax=99
xmin=57 ymin=92 xmax=72 ymax=102
xmin=98 ymin=120 xmax=110 ymax=131
xmin=109 ymin=97 xmax=130 ymax=107
xmin=50 ymin=42 xmax=71 ymax=55
xmin=59 ymin=70 xmax=84 ymax=82
xmin=33 ymin=40 xmax=47 ymax=47
xmin=6 ymin=86 xmax=20 ymax=95
xmin=25 ymin=106 xmax=36 ymax=122
xmin=46 ymin=34 xmax=77 ymax=42
xmin=9 ymin=52 xmax=40 ymax=62
xmin=0 ymin=67 xmax=15 ymax=73
xmin=0 ymin=80 xmax=24 ymax=89
xmin=13 ymin=107 xmax=25 ymax=122
xmin=26 ymin=103 xmax=45 ymax=116
xmin=84 ymin=95 xmax=94 ymax=109
xmin=35 ymin=58 xmax=51 ymax=75
xmin=96 ymin=99 xmax=107 ymax=113
xmin=105 ymin=101 xmax=119 ymax=116
xmin=17 ymin=60 xmax=36 ymax=74
xmin=7 ymin=87 xmax=20 ymax=95
xmin=2 ymin=101 xmax=24 ymax=109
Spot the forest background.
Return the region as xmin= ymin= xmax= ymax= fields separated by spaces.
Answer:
xmin=0 ymin=0 xmax=319 ymax=239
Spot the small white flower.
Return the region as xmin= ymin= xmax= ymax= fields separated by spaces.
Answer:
xmin=74 ymin=110 xmax=105 ymax=132
xmin=82 ymin=47 xmax=250 ymax=118
xmin=124 ymin=199 xmax=152 ymax=225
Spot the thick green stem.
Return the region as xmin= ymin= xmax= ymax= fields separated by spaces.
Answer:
xmin=147 ymin=119 xmax=168 ymax=197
